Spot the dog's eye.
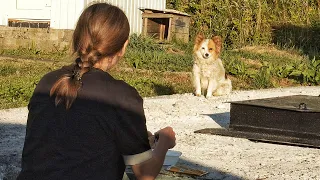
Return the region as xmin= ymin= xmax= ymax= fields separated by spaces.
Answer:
xmin=209 ymin=48 xmax=213 ymax=50
xmin=202 ymin=47 xmax=205 ymax=49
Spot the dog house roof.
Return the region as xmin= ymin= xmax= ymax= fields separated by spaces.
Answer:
xmin=140 ymin=8 xmax=191 ymax=17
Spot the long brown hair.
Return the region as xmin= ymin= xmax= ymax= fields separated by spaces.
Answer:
xmin=50 ymin=3 xmax=130 ymax=109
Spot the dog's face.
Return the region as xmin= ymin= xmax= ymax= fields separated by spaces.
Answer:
xmin=193 ymin=34 xmax=222 ymax=60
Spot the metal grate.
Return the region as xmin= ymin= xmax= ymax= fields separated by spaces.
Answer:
xmin=8 ymin=19 xmax=50 ymax=28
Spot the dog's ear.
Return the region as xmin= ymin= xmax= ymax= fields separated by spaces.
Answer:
xmin=195 ymin=33 xmax=205 ymax=45
xmin=193 ymin=33 xmax=205 ymax=52
xmin=212 ymin=36 xmax=222 ymax=55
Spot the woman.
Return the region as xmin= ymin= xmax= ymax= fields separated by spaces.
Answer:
xmin=17 ymin=3 xmax=176 ymax=180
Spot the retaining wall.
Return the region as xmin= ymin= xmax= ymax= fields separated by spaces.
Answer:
xmin=0 ymin=26 xmax=73 ymax=51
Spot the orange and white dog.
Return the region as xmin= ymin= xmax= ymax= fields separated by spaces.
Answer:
xmin=192 ymin=33 xmax=232 ymax=98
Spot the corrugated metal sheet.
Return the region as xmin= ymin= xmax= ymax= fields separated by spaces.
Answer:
xmin=84 ymin=0 xmax=166 ymax=34
xmin=50 ymin=0 xmax=84 ymax=29
xmin=0 ymin=0 xmax=166 ymax=34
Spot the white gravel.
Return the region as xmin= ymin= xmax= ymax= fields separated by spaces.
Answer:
xmin=1 ymin=86 xmax=320 ymax=180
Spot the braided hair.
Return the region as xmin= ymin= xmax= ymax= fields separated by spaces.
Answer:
xmin=50 ymin=3 xmax=130 ymax=109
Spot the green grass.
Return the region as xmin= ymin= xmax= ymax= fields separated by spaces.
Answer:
xmin=124 ymin=35 xmax=193 ymax=72
xmin=0 ymin=58 xmax=192 ymax=109
xmin=0 ymin=35 xmax=319 ymax=109
xmin=0 ymin=45 xmax=70 ymax=61
xmin=0 ymin=58 xmax=67 ymax=109
xmin=111 ymin=69 xmax=192 ymax=97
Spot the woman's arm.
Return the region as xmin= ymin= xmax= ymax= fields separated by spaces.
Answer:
xmin=132 ymin=127 xmax=176 ymax=180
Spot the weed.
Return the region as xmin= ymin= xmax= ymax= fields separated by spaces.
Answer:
xmin=0 ymin=65 xmax=18 ymax=76
xmin=252 ymin=64 xmax=273 ymax=89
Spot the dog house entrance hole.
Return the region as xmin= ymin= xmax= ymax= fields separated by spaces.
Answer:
xmin=145 ymin=18 xmax=170 ymax=41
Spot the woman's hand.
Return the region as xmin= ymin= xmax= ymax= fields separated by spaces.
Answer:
xmin=147 ymin=131 xmax=156 ymax=149
xmin=133 ymin=127 xmax=176 ymax=179
xmin=154 ymin=127 xmax=176 ymax=149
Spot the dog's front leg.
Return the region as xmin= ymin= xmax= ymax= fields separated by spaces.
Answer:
xmin=206 ymin=80 xmax=217 ymax=98
xmin=193 ymin=64 xmax=201 ymax=96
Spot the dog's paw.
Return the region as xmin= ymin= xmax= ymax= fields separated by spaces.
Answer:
xmin=205 ymin=94 xmax=212 ymax=99
xmin=194 ymin=90 xmax=202 ymax=97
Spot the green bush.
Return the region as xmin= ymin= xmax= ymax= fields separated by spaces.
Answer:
xmin=167 ymin=0 xmax=320 ymax=56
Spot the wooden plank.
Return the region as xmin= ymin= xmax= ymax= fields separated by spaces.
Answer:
xmin=147 ymin=19 xmax=161 ymax=33
xmin=160 ymin=23 xmax=165 ymax=40
xmin=142 ymin=13 xmax=173 ymax=19
xmin=142 ymin=18 xmax=148 ymax=36
xmin=167 ymin=17 xmax=172 ymax=41
xmin=144 ymin=10 xmax=153 ymax=13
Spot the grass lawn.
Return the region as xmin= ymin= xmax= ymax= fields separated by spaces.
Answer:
xmin=0 ymin=36 xmax=318 ymax=109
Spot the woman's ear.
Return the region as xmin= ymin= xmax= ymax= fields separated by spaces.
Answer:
xmin=118 ymin=40 xmax=129 ymax=57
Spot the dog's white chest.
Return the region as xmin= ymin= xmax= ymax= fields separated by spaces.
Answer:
xmin=194 ymin=58 xmax=221 ymax=78
xmin=200 ymin=64 xmax=218 ymax=77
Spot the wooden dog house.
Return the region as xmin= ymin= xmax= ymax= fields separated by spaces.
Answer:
xmin=141 ymin=8 xmax=190 ymax=43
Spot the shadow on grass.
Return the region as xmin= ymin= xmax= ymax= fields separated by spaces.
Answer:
xmin=154 ymin=84 xmax=175 ymax=96
xmin=272 ymin=24 xmax=320 ymax=59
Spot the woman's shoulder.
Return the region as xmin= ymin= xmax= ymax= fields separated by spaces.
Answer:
xmin=90 ymin=69 xmax=138 ymax=95
xmin=34 ymin=65 xmax=72 ymax=93
xmin=82 ymin=69 xmax=142 ymax=107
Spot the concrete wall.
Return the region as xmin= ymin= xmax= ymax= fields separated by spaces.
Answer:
xmin=0 ymin=26 xmax=73 ymax=51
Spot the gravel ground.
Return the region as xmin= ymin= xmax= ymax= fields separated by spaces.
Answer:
xmin=1 ymin=86 xmax=320 ymax=180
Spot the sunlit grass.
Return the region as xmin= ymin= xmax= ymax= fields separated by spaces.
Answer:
xmin=0 ymin=35 xmax=317 ymax=109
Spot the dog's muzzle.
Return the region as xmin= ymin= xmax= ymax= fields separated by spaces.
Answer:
xmin=203 ymin=53 xmax=210 ymax=59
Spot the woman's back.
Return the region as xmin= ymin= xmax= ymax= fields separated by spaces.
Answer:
xmin=17 ymin=3 xmax=176 ymax=179
xmin=18 ymin=66 xmax=150 ymax=180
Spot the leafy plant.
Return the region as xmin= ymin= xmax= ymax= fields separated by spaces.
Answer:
xmin=287 ymin=58 xmax=320 ymax=84
xmin=224 ymin=58 xmax=248 ymax=78
xmin=252 ymin=63 xmax=273 ymax=89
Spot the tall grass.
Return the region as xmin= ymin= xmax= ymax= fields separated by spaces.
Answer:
xmin=167 ymin=0 xmax=320 ymax=56
xmin=124 ymin=34 xmax=193 ymax=72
